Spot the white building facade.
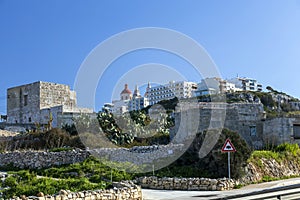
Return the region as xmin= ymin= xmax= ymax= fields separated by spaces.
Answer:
xmin=148 ymin=81 xmax=198 ymax=105
xmin=193 ymin=77 xmax=242 ymax=97
xmin=228 ymin=77 xmax=263 ymax=92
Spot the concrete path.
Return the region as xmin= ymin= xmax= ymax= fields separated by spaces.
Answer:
xmin=142 ymin=177 xmax=300 ymax=200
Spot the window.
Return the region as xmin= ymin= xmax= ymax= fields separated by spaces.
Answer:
xmin=250 ymin=126 xmax=257 ymax=136
xmin=24 ymin=95 xmax=28 ymax=106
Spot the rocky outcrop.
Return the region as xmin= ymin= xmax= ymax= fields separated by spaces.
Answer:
xmin=135 ymin=176 xmax=236 ymax=191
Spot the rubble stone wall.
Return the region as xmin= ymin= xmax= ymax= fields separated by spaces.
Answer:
xmin=0 ymin=149 xmax=89 ymax=169
xmin=0 ymin=144 xmax=185 ymax=169
xmin=9 ymin=182 xmax=142 ymax=200
xmin=135 ymin=176 xmax=236 ymax=191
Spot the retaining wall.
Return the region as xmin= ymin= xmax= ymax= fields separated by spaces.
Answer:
xmin=135 ymin=176 xmax=236 ymax=191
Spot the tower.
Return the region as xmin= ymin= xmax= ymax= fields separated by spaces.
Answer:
xmin=144 ymin=82 xmax=151 ymax=97
xmin=133 ymin=85 xmax=141 ymax=98
xmin=120 ymin=84 xmax=132 ymax=100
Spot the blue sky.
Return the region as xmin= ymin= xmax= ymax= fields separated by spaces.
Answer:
xmin=1 ymin=0 xmax=300 ymax=113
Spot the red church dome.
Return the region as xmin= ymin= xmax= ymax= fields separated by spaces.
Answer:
xmin=121 ymin=84 xmax=132 ymax=94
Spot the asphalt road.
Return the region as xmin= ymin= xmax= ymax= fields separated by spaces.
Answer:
xmin=142 ymin=177 xmax=300 ymax=200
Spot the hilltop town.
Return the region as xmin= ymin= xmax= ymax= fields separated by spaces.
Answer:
xmin=1 ymin=76 xmax=300 ymax=149
xmin=1 ymin=77 xmax=300 ymax=199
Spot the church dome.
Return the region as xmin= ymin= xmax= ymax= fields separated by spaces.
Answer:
xmin=121 ymin=84 xmax=132 ymax=94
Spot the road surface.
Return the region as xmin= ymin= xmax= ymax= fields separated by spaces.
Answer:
xmin=142 ymin=177 xmax=300 ymax=200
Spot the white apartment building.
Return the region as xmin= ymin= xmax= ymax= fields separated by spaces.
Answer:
xmin=112 ymin=100 xmax=130 ymax=115
xmin=148 ymin=81 xmax=198 ymax=105
xmin=228 ymin=77 xmax=263 ymax=92
xmin=128 ymin=97 xmax=149 ymax=111
xmin=193 ymin=77 xmax=242 ymax=97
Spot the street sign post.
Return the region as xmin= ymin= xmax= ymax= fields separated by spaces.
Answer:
xmin=221 ymin=138 xmax=236 ymax=179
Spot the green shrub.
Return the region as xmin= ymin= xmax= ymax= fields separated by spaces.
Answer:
xmin=49 ymin=147 xmax=73 ymax=152
xmin=234 ymin=184 xmax=244 ymax=189
xmin=275 ymin=143 xmax=300 ymax=156
xmin=249 ymin=150 xmax=281 ymax=163
xmin=261 ymin=176 xmax=280 ymax=182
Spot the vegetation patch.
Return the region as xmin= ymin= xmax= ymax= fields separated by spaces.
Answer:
xmin=1 ymin=170 xmax=106 ymax=198
xmin=0 ymin=156 xmax=138 ymax=198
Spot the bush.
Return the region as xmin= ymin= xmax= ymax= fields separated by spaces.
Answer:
xmin=275 ymin=143 xmax=300 ymax=156
xmin=150 ymin=128 xmax=252 ymax=179
xmin=249 ymin=150 xmax=281 ymax=163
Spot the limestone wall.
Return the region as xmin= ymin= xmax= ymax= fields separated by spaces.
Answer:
xmin=263 ymin=118 xmax=294 ymax=146
xmin=135 ymin=176 xmax=235 ymax=191
xmin=171 ymin=102 xmax=265 ymax=148
xmin=90 ymin=144 xmax=185 ymax=166
xmin=8 ymin=181 xmax=142 ymax=200
xmin=0 ymin=145 xmax=185 ymax=170
xmin=39 ymin=82 xmax=76 ymax=110
xmin=242 ymin=158 xmax=300 ymax=184
xmin=7 ymin=81 xmax=77 ymax=125
xmin=0 ymin=149 xmax=89 ymax=169
xmin=7 ymin=82 xmax=40 ymax=124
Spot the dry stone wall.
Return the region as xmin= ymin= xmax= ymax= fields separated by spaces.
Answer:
xmin=241 ymin=158 xmax=300 ymax=184
xmin=0 ymin=145 xmax=185 ymax=169
xmin=135 ymin=176 xmax=236 ymax=191
xmin=91 ymin=144 xmax=185 ymax=166
xmin=0 ymin=149 xmax=89 ymax=169
xmin=7 ymin=181 xmax=142 ymax=200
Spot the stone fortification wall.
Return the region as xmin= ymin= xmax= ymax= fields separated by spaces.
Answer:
xmin=135 ymin=176 xmax=235 ymax=191
xmin=7 ymin=82 xmax=41 ymax=124
xmin=7 ymin=81 xmax=77 ymax=125
xmin=171 ymin=102 xmax=266 ymax=148
xmin=39 ymin=81 xmax=76 ymax=110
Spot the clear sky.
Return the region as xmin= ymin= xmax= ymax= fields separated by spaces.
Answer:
xmin=1 ymin=0 xmax=300 ymax=113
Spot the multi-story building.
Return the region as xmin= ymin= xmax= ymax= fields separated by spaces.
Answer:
xmin=193 ymin=77 xmax=241 ymax=97
xmin=147 ymin=81 xmax=198 ymax=105
xmin=228 ymin=77 xmax=263 ymax=92
xmin=7 ymin=81 xmax=93 ymax=127
xmin=128 ymin=85 xmax=149 ymax=111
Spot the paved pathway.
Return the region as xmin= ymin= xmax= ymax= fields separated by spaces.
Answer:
xmin=142 ymin=177 xmax=300 ymax=200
